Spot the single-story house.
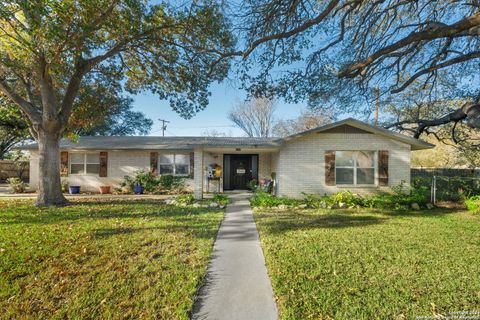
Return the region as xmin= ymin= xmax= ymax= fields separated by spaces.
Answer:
xmin=22 ymin=118 xmax=434 ymax=198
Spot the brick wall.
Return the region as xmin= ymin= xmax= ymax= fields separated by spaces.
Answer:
xmin=30 ymin=150 xmax=194 ymax=192
xmin=275 ymin=132 xmax=411 ymax=198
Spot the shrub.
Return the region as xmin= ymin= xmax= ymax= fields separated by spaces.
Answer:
xmin=120 ymin=172 xmax=187 ymax=194
xmin=250 ymin=191 xmax=300 ymax=207
xmin=212 ymin=193 xmax=230 ymax=205
xmin=61 ymin=179 xmax=69 ymax=193
xmin=252 ymin=185 xmax=430 ymax=210
xmin=158 ymin=175 xmax=186 ymax=191
xmin=329 ymin=191 xmax=364 ymax=207
xmin=7 ymin=177 xmax=27 ymax=193
xmin=120 ymin=175 xmax=135 ymax=192
xmin=465 ymin=196 xmax=480 ymax=213
xmin=133 ymin=170 xmax=158 ymax=192
xmin=247 ymin=179 xmax=259 ymax=191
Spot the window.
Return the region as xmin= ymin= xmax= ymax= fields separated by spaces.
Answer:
xmin=70 ymin=153 xmax=100 ymax=175
xmin=335 ymin=151 xmax=376 ymax=185
xmin=159 ymin=154 xmax=190 ymax=175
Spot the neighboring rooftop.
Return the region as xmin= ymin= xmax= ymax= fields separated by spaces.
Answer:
xmin=19 ymin=118 xmax=434 ymax=151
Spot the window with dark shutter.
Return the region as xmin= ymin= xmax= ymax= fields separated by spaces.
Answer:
xmin=60 ymin=151 xmax=69 ymax=177
xmin=150 ymin=152 xmax=158 ymax=175
xmin=378 ymin=150 xmax=389 ymax=186
xmin=99 ymin=152 xmax=108 ymax=177
xmin=325 ymin=151 xmax=335 ymax=186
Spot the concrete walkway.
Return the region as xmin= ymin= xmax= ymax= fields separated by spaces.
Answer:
xmin=192 ymin=193 xmax=278 ymax=320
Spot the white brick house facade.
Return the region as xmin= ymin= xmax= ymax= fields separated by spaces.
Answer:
xmin=24 ymin=119 xmax=433 ymax=198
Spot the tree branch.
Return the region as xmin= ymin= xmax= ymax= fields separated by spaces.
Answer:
xmin=339 ymin=12 xmax=480 ymax=78
xmin=0 ymin=78 xmax=41 ymax=125
xmin=391 ymin=51 xmax=480 ymax=93
xmin=241 ymin=0 xmax=341 ymax=59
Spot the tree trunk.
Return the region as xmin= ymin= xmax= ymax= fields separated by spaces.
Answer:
xmin=36 ymin=130 xmax=68 ymax=206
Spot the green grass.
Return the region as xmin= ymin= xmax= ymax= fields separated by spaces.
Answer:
xmin=0 ymin=198 xmax=223 ymax=319
xmin=254 ymin=208 xmax=480 ymax=319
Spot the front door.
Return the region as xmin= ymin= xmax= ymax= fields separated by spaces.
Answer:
xmin=232 ymin=156 xmax=251 ymax=189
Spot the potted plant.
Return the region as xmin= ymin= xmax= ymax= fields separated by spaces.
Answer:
xmin=99 ymin=186 xmax=110 ymax=194
xmin=61 ymin=178 xmax=69 ymax=193
xmin=133 ymin=182 xmax=144 ymax=194
xmin=69 ymin=185 xmax=81 ymax=194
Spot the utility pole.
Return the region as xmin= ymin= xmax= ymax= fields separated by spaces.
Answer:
xmin=158 ymin=119 xmax=170 ymax=137
xmin=374 ymin=88 xmax=380 ymax=126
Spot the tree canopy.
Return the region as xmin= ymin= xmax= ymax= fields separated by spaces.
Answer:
xmin=233 ymin=0 xmax=480 ymax=135
xmin=0 ymin=0 xmax=235 ymax=205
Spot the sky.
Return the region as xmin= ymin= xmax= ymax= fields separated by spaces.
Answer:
xmin=131 ymin=80 xmax=308 ymax=137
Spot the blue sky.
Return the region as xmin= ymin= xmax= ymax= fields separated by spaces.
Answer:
xmin=131 ymin=80 xmax=308 ymax=137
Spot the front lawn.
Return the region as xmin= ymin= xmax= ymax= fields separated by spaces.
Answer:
xmin=254 ymin=208 xmax=480 ymax=319
xmin=0 ymin=198 xmax=223 ymax=319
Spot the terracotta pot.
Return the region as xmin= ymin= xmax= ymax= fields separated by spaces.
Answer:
xmin=99 ymin=186 xmax=110 ymax=194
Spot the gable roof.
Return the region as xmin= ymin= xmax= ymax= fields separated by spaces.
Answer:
xmin=283 ymin=118 xmax=434 ymax=150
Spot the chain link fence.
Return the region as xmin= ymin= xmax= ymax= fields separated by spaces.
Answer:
xmin=412 ymin=168 xmax=480 ymax=204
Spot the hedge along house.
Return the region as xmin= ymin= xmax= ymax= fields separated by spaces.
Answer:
xmin=22 ymin=118 xmax=434 ymax=198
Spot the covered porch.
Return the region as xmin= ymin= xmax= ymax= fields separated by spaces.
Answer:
xmin=193 ymin=146 xmax=278 ymax=199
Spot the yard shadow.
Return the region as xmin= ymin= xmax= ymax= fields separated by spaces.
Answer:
xmin=256 ymin=212 xmax=385 ymax=234
xmin=91 ymin=224 xmax=219 ymax=239
xmin=0 ymin=199 xmax=221 ymax=226
xmin=379 ymin=207 xmax=462 ymax=217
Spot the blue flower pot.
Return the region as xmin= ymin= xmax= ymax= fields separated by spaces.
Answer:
xmin=134 ymin=185 xmax=144 ymax=194
xmin=69 ymin=186 xmax=81 ymax=194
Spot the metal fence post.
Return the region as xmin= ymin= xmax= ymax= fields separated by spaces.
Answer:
xmin=433 ymin=175 xmax=437 ymax=204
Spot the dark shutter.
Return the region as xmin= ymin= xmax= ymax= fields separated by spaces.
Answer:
xmin=150 ymin=152 xmax=158 ymax=175
xmin=378 ymin=150 xmax=389 ymax=186
xmin=325 ymin=151 xmax=335 ymax=186
xmin=60 ymin=151 xmax=69 ymax=177
xmin=99 ymin=152 xmax=108 ymax=177
xmin=189 ymin=152 xmax=194 ymax=177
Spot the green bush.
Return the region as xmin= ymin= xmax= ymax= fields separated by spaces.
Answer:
xmin=250 ymin=191 xmax=300 ymax=207
xmin=6 ymin=177 xmax=27 ymax=193
xmin=132 ymin=170 xmax=158 ymax=192
xmin=465 ymin=196 xmax=480 ymax=213
xmin=329 ymin=191 xmax=363 ymax=207
xmin=212 ymin=193 xmax=230 ymax=205
xmin=120 ymin=172 xmax=186 ymax=194
xmin=251 ymin=185 xmax=430 ymax=210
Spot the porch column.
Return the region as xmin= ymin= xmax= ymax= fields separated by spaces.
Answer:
xmin=194 ymin=147 xmax=204 ymax=199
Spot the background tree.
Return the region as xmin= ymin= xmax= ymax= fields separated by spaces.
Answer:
xmin=228 ymin=97 xmax=277 ymax=137
xmin=0 ymin=76 xmax=153 ymax=158
xmin=233 ymin=0 xmax=480 ymax=138
xmin=0 ymin=0 xmax=234 ymax=206
xmin=0 ymin=97 xmax=30 ymax=159
xmin=273 ymin=109 xmax=333 ymax=137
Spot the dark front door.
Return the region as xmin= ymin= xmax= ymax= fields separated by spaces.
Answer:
xmin=223 ymin=154 xmax=259 ymax=190
xmin=232 ymin=156 xmax=251 ymax=189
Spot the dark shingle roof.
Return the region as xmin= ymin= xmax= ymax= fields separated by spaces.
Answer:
xmin=20 ymin=136 xmax=283 ymax=150
xmin=18 ymin=118 xmax=434 ymax=151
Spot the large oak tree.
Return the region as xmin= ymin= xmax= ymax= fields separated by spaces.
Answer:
xmin=0 ymin=0 xmax=233 ymax=206
xmin=233 ymin=0 xmax=480 ymax=136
